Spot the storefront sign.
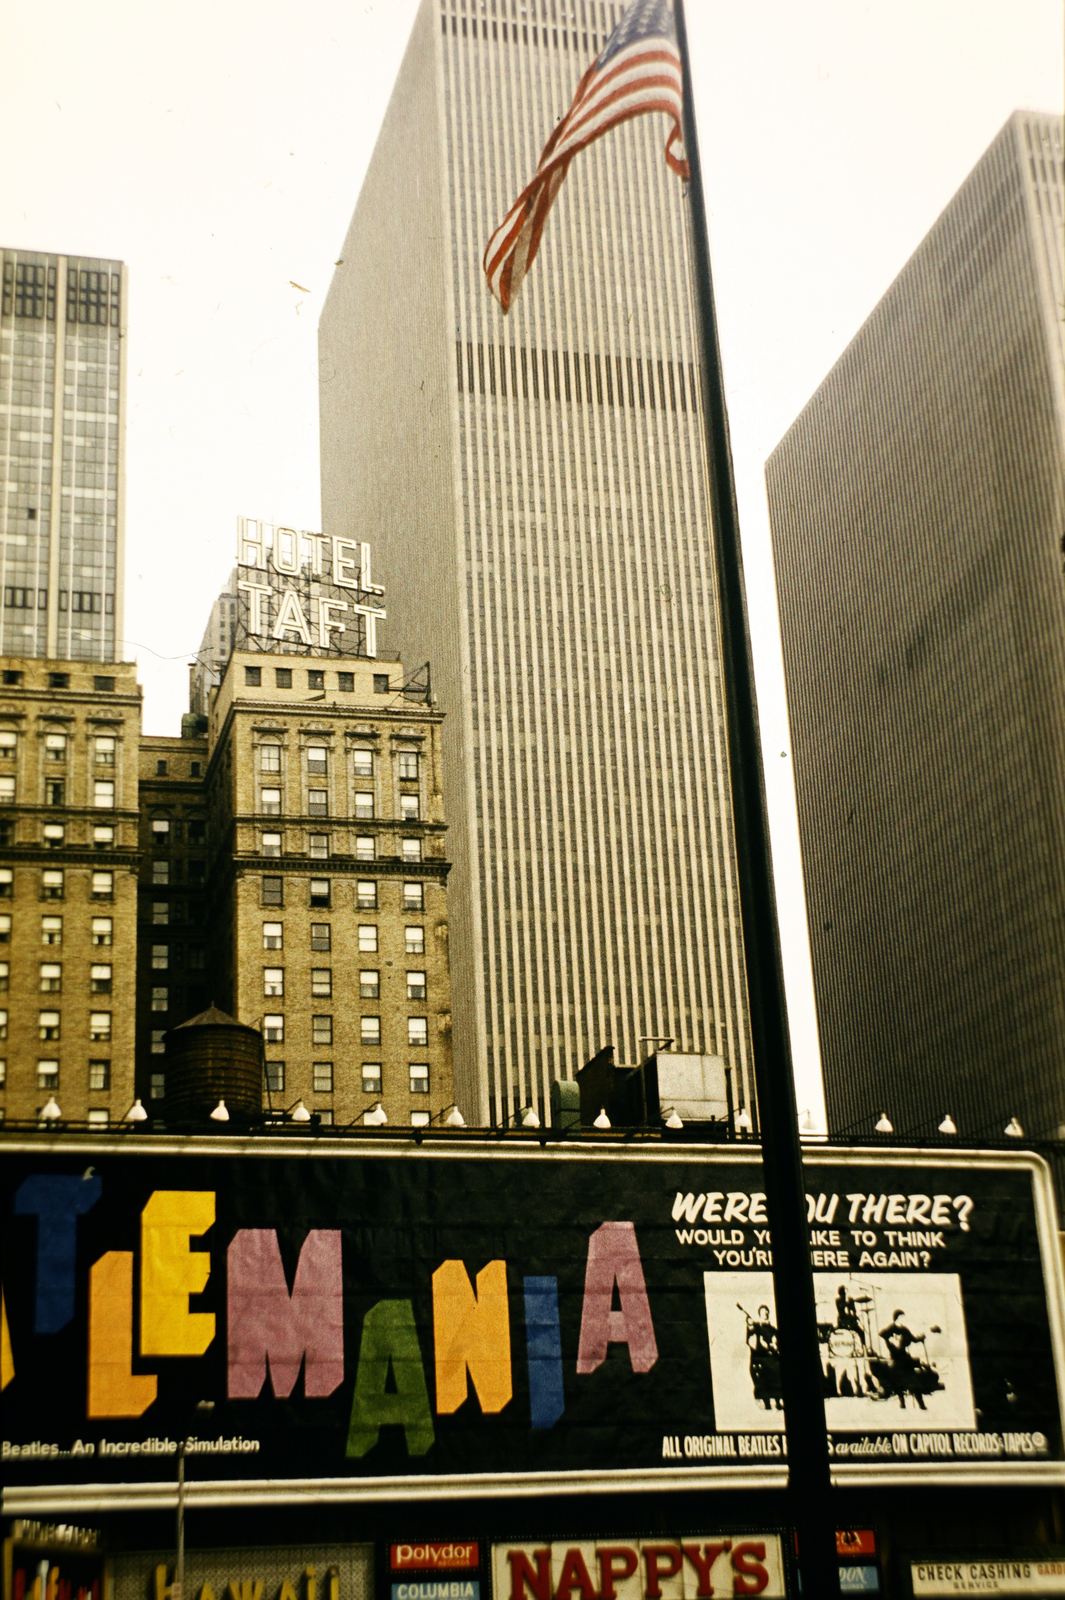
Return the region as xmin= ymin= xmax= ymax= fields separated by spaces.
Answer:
xmin=910 ymin=1556 xmax=1065 ymax=1595
xmin=1 ymin=1141 xmax=1061 ymax=1511
xmin=109 ymin=1545 xmax=372 ymax=1600
xmin=493 ymin=1538 xmax=785 ymax=1600
xmin=391 ymin=1549 xmax=480 ymax=1572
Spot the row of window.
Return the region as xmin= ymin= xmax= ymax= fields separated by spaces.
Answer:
xmin=257 ymin=745 xmax=419 ymax=780
xmin=259 ymin=877 xmax=425 ymax=910
xmin=0 ymin=913 xmax=110 ymax=946
xmin=259 ymin=834 xmax=421 ymax=862
xmin=0 ymin=871 xmax=115 ymax=909
xmin=456 ymin=340 xmax=700 ymax=416
xmin=0 ymin=733 xmax=117 ymax=763
xmin=258 ymin=789 xmax=420 ymax=820
xmin=1 ymin=671 xmax=115 ymax=692
xmin=264 ymin=1061 xmax=430 ymax=1098
xmin=149 ymin=818 xmax=206 ymax=843
xmin=0 ymin=1058 xmax=111 ymax=1092
xmin=262 ymin=968 xmax=426 ymax=1000
xmin=245 ymin=667 xmax=391 ymax=694
xmin=14 ymin=962 xmax=115 ymax=992
xmin=0 ymin=1010 xmax=112 ymax=1041
xmin=0 ymin=777 xmax=118 ymax=807
xmin=4 ymin=823 xmax=117 ymax=849
xmin=261 ymin=922 xmax=426 ymax=954
xmin=262 ymin=1015 xmax=430 ymax=1047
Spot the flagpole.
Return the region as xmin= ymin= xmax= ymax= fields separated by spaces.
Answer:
xmin=671 ymin=3 xmax=841 ymax=1595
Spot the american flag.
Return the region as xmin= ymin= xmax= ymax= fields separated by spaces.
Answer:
xmin=483 ymin=0 xmax=688 ymax=313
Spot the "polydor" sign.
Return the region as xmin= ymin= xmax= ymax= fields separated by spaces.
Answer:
xmin=392 ymin=1547 xmax=480 ymax=1572
xmin=493 ymin=1539 xmax=785 ymax=1599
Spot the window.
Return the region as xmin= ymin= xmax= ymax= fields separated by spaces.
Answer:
xmin=0 ymin=962 xmax=7 ymax=992
xmin=264 ymin=1014 xmax=284 ymax=1043
xmin=43 ymin=823 xmax=65 ymax=847
xmin=0 ymin=776 xmax=15 ymax=803
xmin=48 ymin=673 xmax=69 ymax=690
xmin=313 ymin=1061 xmax=333 ymax=1093
xmin=153 ymin=902 xmax=169 ymax=925
xmin=41 ymin=916 xmax=61 ymax=944
xmin=307 ymin=745 xmax=329 ymax=774
xmin=405 ymin=926 xmax=425 ymax=955
xmin=265 ymin=1061 xmax=285 ymax=1093
xmin=0 ymin=732 xmax=14 ymax=759
xmin=400 ymin=795 xmax=420 ymax=821
xmin=410 ymin=1064 xmax=430 ymax=1095
xmin=87 ymin=1109 xmax=109 ymax=1128
xmin=310 ymin=878 xmax=330 ymax=908
xmin=408 ymin=1017 xmax=429 ymax=1047
xmin=0 ymin=1010 xmax=6 ymax=1039
xmin=190 ymin=761 xmax=201 ymax=778
xmin=40 ymin=963 xmax=61 ymax=992
xmin=259 ymin=742 xmax=281 ymax=772
xmin=1 ymin=671 xmax=21 ymax=686
xmin=407 ymin=971 xmax=427 ymax=1001
xmin=90 ymin=1012 xmax=112 ymax=1042
xmin=45 ymin=734 xmax=67 ymax=762
xmin=0 ymin=869 xmax=11 ymax=898
xmin=399 ymin=751 xmax=419 ymax=781
xmin=402 ymin=838 xmax=422 ymax=863
xmin=91 ymin=964 xmax=112 ymax=994
xmin=151 ymin=1032 xmax=166 ymax=1056
xmin=360 ymin=969 xmax=380 ymax=999
xmin=91 ymin=871 xmax=113 ymax=899
xmin=152 ymin=860 xmax=169 ymax=885
xmin=151 ymin=945 xmax=168 ymax=969
xmin=411 ymin=1110 xmax=431 ymax=1127
xmin=275 ymin=668 xmax=292 ymax=689
xmin=46 ymin=779 xmax=66 ymax=806
xmin=261 ymin=876 xmax=283 ymax=906
xmin=188 ymin=819 xmax=206 ymax=844
xmin=150 ymin=1070 xmax=166 ymax=1095
xmin=89 ymin=1060 xmax=110 ymax=1091
xmin=39 ymin=1010 xmax=60 ymax=1041
xmin=361 ymin=1017 xmax=381 ymax=1046
xmin=94 ymin=736 xmax=115 ymax=764
xmin=354 ymin=792 xmax=374 ymax=819
xmin=355 ymin=836 xmax=375 ymax=861
xmin=92 ymin=917 xmax=112 ymax=945
xmin=245 ymin=666 xmax=262 ymax=686
xmin=403 ymin=882 xmax=424 ymax=911
xmin=312 ymin=1015 xmax=333 ymax=1045
xmin=264 ymin=968 xmax=284 ymax=997
xmin=188 ymin=946 xmax=205 ymax=969
xmin=362 ymin=1064 xmax=382 ymax=1094
xmin=151 ymin=986 xmax=168 ymax=1012
xmin=338 ymin=672 xmax=354 ymax=693
xmin=261 ymin=787 xmax=281 ymax=815
xmin=263 ymin=922 xmax=283 ymax=950
xmin=373 ymin=674 xmax=389 ymax=693
xmin=94 ymin=780 xmax=114 ymax=808
xmin=155 ymin=760 xmax=168 ymax=776
xmin=308 ymin=833 xmax=329 ymax=859
xmin=42 ymin=869 xmax=64 ymax=899
xmin=352 ymin=749 xmax=373 ymax=778
xmin=152 ymin=818 xmax=170 ymax=840
xmin=93 ymin=825 xmax=114 ymax=848
xmin=37 ymin=1060 xmax=59 ymax=1090
xmin=188 ymin=859 xmax=205 ymax=883
xmin=262 ymin=831 xmax=282 ymax=857
xmin=94 ymin=676 xmax=115 ymax=693
xmin=356 ymin=880 xmax=377 ymax=909
xmin=311 ymin=923 xmax=331 ymax=951
xmin=308 ymin=789 xmax=328 ymax=816
xmin=358 ymin=924 xmax=377 ymax=953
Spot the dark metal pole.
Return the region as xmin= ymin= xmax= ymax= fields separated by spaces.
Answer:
xmin=672 ymin=5 xmax=841 ymax=1594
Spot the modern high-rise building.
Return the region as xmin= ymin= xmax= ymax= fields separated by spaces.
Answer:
xmin=0 ymin=249 xmax=127 ymax=662
xmin=766 ymin=113 xmax=1065 ymax=1142
xmin=320 ymin=0 xmax=753 ymax=1126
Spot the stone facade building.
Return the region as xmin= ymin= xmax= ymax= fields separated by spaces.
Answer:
xmin=0 ymin=655 xmax=140 ymax=1123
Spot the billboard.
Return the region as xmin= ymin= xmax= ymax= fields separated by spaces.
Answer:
xmin=0 ymin=1138 xmax=1062 ymax=1512
xmin=491 ymin=1538 xmax=786 ymax=1600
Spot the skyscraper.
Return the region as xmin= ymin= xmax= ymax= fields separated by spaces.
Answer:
xmin=766 ymin=113 xmax=1065 ymax=1142
xmin=320 ymin=0 xmax=752 ymax=1125
xmin=0 ymin=249 xmax=126 ymax=663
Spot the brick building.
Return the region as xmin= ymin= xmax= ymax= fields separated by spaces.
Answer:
xmin=0 ymin=655 xmax=140 ymax=1123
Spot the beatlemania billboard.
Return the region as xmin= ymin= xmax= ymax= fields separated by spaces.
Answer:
xmin=0 ymin=1139 xmax=1062 ymax=1512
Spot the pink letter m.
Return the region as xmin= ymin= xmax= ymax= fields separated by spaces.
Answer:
xmin=228 ymin=1229 xmax=344 ymax=1398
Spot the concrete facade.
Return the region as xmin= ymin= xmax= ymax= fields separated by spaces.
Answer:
xmin=766 ymin=112 xmax=1065 ymax=1142
xmin=0 ymin=655 xmax=140 ymax=1123
xmin=203 ymin=649 xmax=454 ymax=1127
xmin=319 ymin=0 xmax=753 ymax=1128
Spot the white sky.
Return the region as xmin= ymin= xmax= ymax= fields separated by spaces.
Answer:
xmin=2 ymin=0 xmax=1061 ymax=1124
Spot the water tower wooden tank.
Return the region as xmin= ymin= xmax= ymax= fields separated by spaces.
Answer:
xmin=165 ymin=1004 xmax=263 ymax=1122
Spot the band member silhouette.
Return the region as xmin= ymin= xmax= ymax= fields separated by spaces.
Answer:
xmin=873 ymin=1309 xmax=943 ymax=1409
xmin=835 ymin=1286 xmax=864 ymax=1339
xmin=741 ymin=1303 xmax=783 ymax=1409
